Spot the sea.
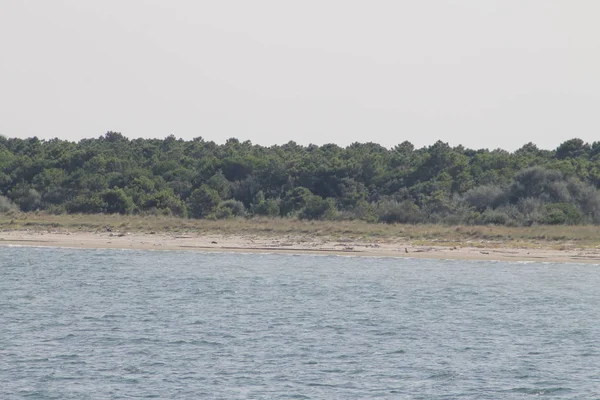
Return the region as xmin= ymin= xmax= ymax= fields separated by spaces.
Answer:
xmin=1 ymin=246 xmax=599 ymax=399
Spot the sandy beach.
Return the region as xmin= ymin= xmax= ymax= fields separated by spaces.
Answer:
xmin=2 ymin=229 xmax=600 ymax=264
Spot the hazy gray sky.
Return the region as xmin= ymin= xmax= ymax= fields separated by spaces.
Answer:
xmin=1 ymin=1 xmax=598 ymax=150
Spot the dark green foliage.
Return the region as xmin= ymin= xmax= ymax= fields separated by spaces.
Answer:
xmin=216 ymin=199 xmax=246 ymax=218
xmin=8 ymin=184 xmax=41 ymax=212
xmin=250 ymin=191 xmax=280 ymax=217
xmin=478 ymin=207 xmax=517 ymax=226
xmin=376 ymin=200 xmax=422 ymax=224
xmin=299 ymin=196 xmax=337 ymax=220
xmin=188 ymin=186 xmax=220 ymax=219
xmin=253 ymin=199 xmax=280 ymax=217
xmin=2 ymin=133 xmax=600 ymax=225
xmin=66 ymin=194 xmax=106 ymax=214
xmin=102 ymin=189 xmax=135 ymax=214
xmin=280 ymin=187 xmax=313 ymax=216
xmin=556 ymin=138 xmax=589 ymax=159
xmin=0 ymin=195 xmax=18 ymax=213
xmin=541 ymin=203 xmax=583 ymax=225
xmin=207 ymin=171 xmax=231 ymax=199
xmin=462 ymin=185 xmax=505 ymax=212
xmin=143 ymin=190 xmax=187 ymax=217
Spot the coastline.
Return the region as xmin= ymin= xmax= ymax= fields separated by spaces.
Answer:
xmin=3 ymin=230 xmax=600 ymax=264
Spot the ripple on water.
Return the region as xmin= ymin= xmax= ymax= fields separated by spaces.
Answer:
xmin=1 ymin=247 xmax=599 ymax=399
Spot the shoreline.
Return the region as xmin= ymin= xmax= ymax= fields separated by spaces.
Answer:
xmin=3 ymin=230 xmax=600 ymax=264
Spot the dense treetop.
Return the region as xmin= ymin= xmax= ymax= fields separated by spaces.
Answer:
xmin=1 ymin=133 xmax=600 ymax=225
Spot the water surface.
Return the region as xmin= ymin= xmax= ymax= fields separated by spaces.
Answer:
xmin=1 ymin=247 xmax=599 ymax=399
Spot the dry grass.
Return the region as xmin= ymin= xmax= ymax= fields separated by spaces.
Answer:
xmin=1 ymin=212 xmax=600 ymax=248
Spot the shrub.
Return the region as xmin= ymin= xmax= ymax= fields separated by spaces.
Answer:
xmin=541 ymin=203 xmax=583 ymax=225
xmin=462 ymin=185 xmax=505 ymax=212
xmin=45 ymin=204 xmax=67 ymax=215
xmin=216 ymin=199 xmax=246 ymax=218
xmin=215 ymin=206 xmax=233 ymax=219
xmin=8 ymin=184 xmax=41 ymax=212
xmin=102 ymin=188 xmax=135 ymax=214
xmin=66 ymin=194 xmax=106 ymax=214
xmin=299 ymin=196 xmax=337 ymax=220
xmin=252 ymin=198 xmax=280 ymax=217
xmin=508 ymin=167 xmax=563 ymax=202
xmin=187 ymin=185 xmax=221 ymax=219
xmin=0 ymin=195 xmax=18 ymax=213
xmin=576 ymin=185 xmax=600 ymax=223
xmin=143 ymin=190 xmax=187 ymax=217
xmin=479 ymin=208 xmax=511 ymax=225
xmin=517 ymin=197 xmax=544 ymax=225
xmin=280 ymin=187 xmax=313 ymax=216
xmin=343 ymin=200 xmax=377 ymax=222
xmin=376 ymin=200 xmax=422 ymax=224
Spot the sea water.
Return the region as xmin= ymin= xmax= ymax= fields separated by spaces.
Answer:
xmin=1 ymin=247 xmax=599 ymax=399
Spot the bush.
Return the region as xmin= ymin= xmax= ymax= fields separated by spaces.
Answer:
xmin=0 ymin=195 xmax=18 ymax=213
xmin=66 ymin=194 xmax=106 ymax=214
xmin=216 ymin=199 xmax=246 ymax=218
xmin=299 ymin=196 xmax=337 ymax=220
xmin=442 ymin=198 xmax=478 ymax=225
xmin=280 ymin=187 xmax=313 ymax=216
xmin=343 ymin=200 xmax=377 ymax=222
xmin=516 ymin=197 xmax=544 ymax=225
xmin=187 ymin=185 xmax=221 ymax=219
xmin=479 ymin=208 xmax=512 ymax=225
xmin=143 ymin=190 xmax=187 ymax=217
xmin=376 ymin=200 xmax=422 ymax=224
xmin=576 ymin=185 xmax=600 ymax=223
xmin=462 ymin=185 xmax=505 ymax=212
xmin=541 ymin=203 xmax=583 ymax=225
xmin=102 ymin=188 xmax=135 ymax=214
xmin=215 ymin=206 xmax=233 ymax=219
xmin=45 ymin=204 xmax=67 ymax=215
xmin=8 ymin=184 xmax=41 ymax=212
xmin=508 ymin=167 xmax=564 ymax=202
xmin=253 ymin=198 xmax=280 ymax=217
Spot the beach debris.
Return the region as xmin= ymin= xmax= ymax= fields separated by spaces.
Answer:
xmin=405 ymin=248 xmax=408 ymax=253
xmin=211 ymin=241 xmax=218 ymax=244
xmin=106 ymin=226 xmax=112 ymax=232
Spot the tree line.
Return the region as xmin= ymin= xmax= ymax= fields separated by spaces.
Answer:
xmin=1 ymin=132 xmax=600 ymax=226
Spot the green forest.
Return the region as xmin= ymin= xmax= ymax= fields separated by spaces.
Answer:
xmin=1 ymin=132 xmax=600 ymax=226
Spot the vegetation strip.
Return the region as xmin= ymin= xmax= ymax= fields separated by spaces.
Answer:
xmin=2 ymin=134 xmax=600 ymax=227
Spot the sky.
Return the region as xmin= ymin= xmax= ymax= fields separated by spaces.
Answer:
xmin=1 ymin=1 xmax=599 ymax=151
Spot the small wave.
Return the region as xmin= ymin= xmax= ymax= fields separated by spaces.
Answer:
xmin=387 ymin=349 xmax=406 ymax=354
xmin=428 ymin=370 xmax=459 ymax=380
xmin=122 ymin=365 xmax=146 ymax=374
xmin=101 ymin=314 xmax=126 ymax=319
xmin=55 ymin=353 xmax=78 ymax=359
xmin=305 ymin=382 xmax=339 ymax=388
xmin=509 ymin=387 xmax=572 ymax=395
xmin=130 ymin=337 xmax=160 ymax=344
xmin=167 ymin=339 xmax=222 ymax=346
